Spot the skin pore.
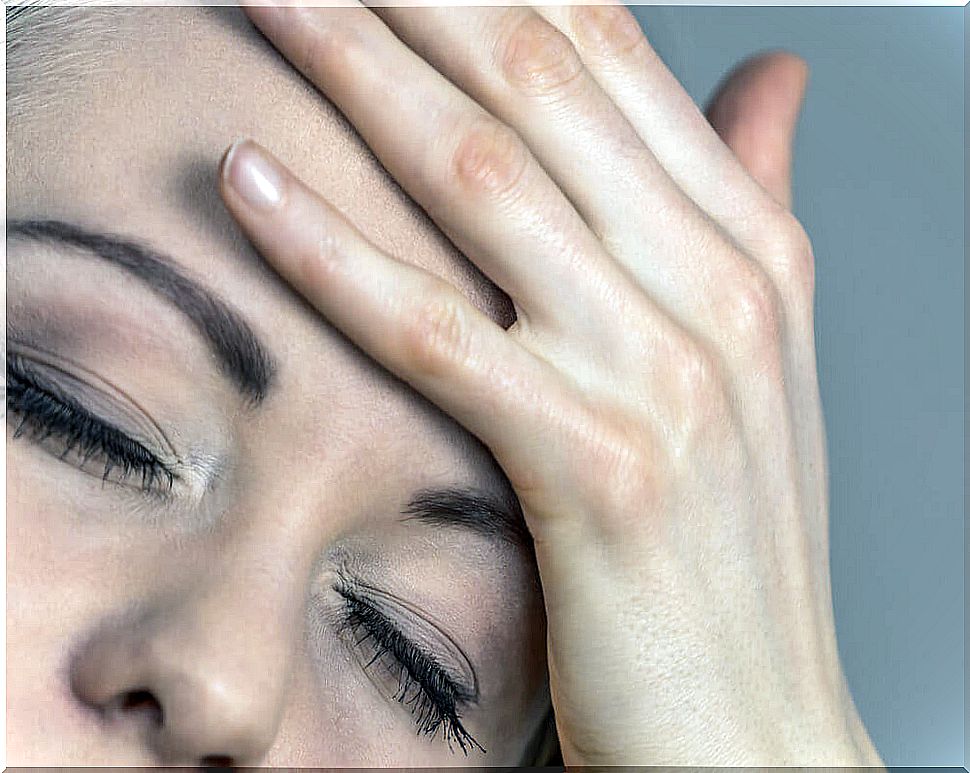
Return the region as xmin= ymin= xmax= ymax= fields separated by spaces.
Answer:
xmin=6 ymin=6 xmax=550 ymax=766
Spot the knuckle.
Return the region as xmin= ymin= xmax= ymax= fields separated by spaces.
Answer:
xmin=450 ymin=117 xmax=530 ymax=199
xmin=291 ymin=11 xmax=357 ymax=77
xmin=578 ymin=419 xmax=666 ymax=519
xmin=305 ymin=223 xmax=345 ymax=287
xmin=672 ymin=340 xmax=728 ymax=411
xmin=402 ymin=288 xmax=474 ymax=377
xmin=572 ymin=3 xmax=648 ymax=60
xmin=723 ymin=265 xmax=784 ymax=351
xmin=498 ymin=11 xmax=585 ymax=100
xmin=663 ymin=338 xmax=732 ymax=454
xmin=299 ymin=223 xmax=345 ymax=290
xmin=759 ymin=213 xmax=817 ymax=303
xmin=602 ymin=284 xmax=666 ymax=360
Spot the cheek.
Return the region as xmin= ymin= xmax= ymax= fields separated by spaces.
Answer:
xmin=268 ymin=602 xmax=487 ymax=767
xmin=6 ymin=440 xmax=149 ymax=762
xmin=265 ymin=563 xmax=546 ymax=766
xmin=6 ymin=438 xmax=131 ymax=618
xmin=267 ymin=649 xmax=490 ymax=767
xmin=7 ymin=432 xmax=548 ymax=765
xmin=6 ymin=432 xmax=172 ymax=581
xmin=479 ymin=578 xmax=550 ymax=758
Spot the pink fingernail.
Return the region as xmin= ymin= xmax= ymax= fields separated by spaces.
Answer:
xmin=223 ymin=139 xmax=284 ymax=211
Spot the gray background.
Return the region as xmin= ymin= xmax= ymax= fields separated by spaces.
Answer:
xmin=627 ymin=6 xmax=964 ymax=766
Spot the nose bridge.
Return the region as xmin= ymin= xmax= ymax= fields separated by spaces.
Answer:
xmin=69 ymin=516 xmax=315 ymax=767
xmin=157 ymin=550 xmax=304 ymax=763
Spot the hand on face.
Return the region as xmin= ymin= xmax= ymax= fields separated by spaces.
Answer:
xmin=219 ymin=5 xmax=880 ymax=766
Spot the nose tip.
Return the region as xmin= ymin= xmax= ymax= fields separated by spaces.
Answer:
xmin=69 ymin=613 xmax=287 ymax=767
xmin=147 ymin=668 xmax=282 ymax=765
xmin=109 ymin=689 xmax=239 ymax=767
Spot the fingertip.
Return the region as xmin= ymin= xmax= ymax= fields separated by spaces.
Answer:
xmin=764 ymin=50 xmax=810 ymax=99
xmin=753 ymin=50 xmax=810 ymax=106
xmin=706 ymin=49 xmax=812 ymax=210
xmin=219 ymin=138 xmax=245 ymax=183
xmin=220 ymin=138 xmax=288 ymax=213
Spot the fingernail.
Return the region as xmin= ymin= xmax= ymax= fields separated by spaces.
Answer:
xmin=223 ymin=139 xmax=284 ymax=211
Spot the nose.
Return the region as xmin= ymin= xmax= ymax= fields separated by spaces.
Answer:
xmin=68 ymin=561 xmax=301 ymax=766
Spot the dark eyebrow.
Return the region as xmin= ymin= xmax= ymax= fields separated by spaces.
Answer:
xmin=7 ymin=218 xmax=276 ymax=404
xmin=401 ymin=485 xmax=533 ymax=551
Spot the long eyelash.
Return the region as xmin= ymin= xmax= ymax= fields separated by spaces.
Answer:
xmin=5 ymin=354 xmax=176 ymax=492
xmin=335 ymin=584 xmax=485 ymax=756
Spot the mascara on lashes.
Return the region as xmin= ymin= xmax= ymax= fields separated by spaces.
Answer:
xmin=6 ymin=351 xmax=179 ymax=492
xmin=334 ymin=578 xmax=485 ymax=754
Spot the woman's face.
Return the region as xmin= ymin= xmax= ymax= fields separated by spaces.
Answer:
xmin=6 ymin=7 xmax=549 ymax=766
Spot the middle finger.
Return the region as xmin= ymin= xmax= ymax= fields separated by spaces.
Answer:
xmin=369 ymin=5 xmax=704 ymax=252
xmin=243 ymin=3 xmax=626 ymax=334
xmin=367 ymin=6 xmax=780 ymax=372
xmin=244 ymin=4 xmax=769 ymax=371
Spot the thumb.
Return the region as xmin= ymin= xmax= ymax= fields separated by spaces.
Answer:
xmin=705 ymin=50 xmax=809 ymax=211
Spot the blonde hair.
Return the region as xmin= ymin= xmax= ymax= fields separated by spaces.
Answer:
xmin=7 ymin=4 xmax=562 ymax=764
xmin=6 ymin=6 xmax=138 ymax=122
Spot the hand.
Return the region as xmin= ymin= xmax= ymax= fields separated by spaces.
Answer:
xmin=218 ymin=4 xmax=883 ymax=765
xmin=705 ymin=50 xmax=810 ymax=210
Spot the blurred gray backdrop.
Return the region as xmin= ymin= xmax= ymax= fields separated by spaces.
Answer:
xmin=626 ymin=6 xmax=964 ymax=765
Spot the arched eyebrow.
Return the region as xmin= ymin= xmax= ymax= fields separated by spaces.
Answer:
xmin=402 ymin=485 xmax=532 ymax=551
xmin=7 ymin=218 xmax=277 ymax=405
xmin=9 ymin=218 xmax=533 ymax=550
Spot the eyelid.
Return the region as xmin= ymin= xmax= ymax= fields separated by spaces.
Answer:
xmin=8 ymin=341 xmax=180 ymax=462
xmin=7 ymin=344 xmax=222 ymax=502
xmin=335 ymin=574 xmax=479 ymax=700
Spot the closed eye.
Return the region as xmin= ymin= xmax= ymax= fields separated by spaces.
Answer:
xmin=334 ymin=581 xmax=484 ymax=755
xmin=6 ymin=351 xmax=177 ymax=494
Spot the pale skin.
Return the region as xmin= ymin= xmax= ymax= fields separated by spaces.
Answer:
xmin=222 ymin=3 xmax=885 ymax=766
xmin=4 ymin=4 xmax=884 ymax=767
xmin=8 ymin=9 xmax=549 ymax=765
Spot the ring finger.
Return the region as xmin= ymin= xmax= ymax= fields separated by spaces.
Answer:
xmin=242 ymin=3 xmax=627 ymax=336
xmin=245 ymin=4 xmax=771 ymax=367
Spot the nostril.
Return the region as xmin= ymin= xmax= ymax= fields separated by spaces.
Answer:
xmin=200 ymin=754 xmax=235 ymax=769
xmin=119 ymin=689 xmax=163 ymax=724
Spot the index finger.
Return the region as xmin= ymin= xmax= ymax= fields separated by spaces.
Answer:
xmin=218 ymin=139 xmax=559 ymax=482
xmin=240 ymin=3 xmax=620 ymax=335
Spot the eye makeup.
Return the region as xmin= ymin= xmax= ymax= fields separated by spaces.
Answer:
xmin=5 ymin=350 xmax=179 ymax=495
xmin=333 ymin=576 xmax=485 ymax=755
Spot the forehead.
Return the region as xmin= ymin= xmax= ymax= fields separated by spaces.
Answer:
xmin=8 ymin=6 xmax=511 ymax=321
xmin=7 ymin=5 xmax=515 ymax=492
